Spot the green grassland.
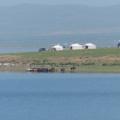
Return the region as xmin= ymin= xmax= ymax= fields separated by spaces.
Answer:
xmin=13 ymin=48 xmax=120 ymax=58
xmin=2 ymin=48 xmax=120 ymax=73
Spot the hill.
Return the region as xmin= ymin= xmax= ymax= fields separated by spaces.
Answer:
xmin=0 ymin=4 xmax=120 ymax=34
xmin=0 ymin=4 xmax=120 ymax=51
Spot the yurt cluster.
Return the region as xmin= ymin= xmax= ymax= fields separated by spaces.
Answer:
xmin=51 ymin=43 xmax=96 ymax=51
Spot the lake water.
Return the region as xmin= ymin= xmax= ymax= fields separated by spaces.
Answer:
xmin=0 ymin=73 xmax=120 ymax=120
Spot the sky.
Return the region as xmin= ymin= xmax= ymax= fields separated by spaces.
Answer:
xmin=0 ymin=0 xmax=120 ymax=6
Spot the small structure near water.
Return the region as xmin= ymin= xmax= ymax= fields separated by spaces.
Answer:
xmin=51 ymin=44 xmax=64 ymax=51
xmin=38 ymin=42 xmax=97 ymax=52
xmin=84 ymin=43 xmax=96 ymax=49
xmin=70 ymin=43 xmax=84 ymax=50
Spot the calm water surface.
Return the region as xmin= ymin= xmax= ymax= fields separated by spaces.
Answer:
xmin=0 ymin=73 xmax=119 ymax=120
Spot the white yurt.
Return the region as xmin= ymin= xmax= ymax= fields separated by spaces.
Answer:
xmin=51 ymin=44 xmax=64 ymax=51
xmin=84 ymin=43 xmax=96 ymax=49
xmin=70 ymin=43 xmax=84 ymax=50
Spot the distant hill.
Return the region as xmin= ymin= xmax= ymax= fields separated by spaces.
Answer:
xmin=0 ymin=4 xmax=119 ymax=52
xmin=0 ymin=4 xmax=120 ymax=35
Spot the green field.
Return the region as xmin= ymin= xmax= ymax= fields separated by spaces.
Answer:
xmin=11 ymin=48 xmax=120 ymax=58
xmin=1 ymin=48 xmax=120 ymax=73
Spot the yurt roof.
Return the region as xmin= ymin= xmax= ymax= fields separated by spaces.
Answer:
xmin=85 ymin=43 xmax=96 ymax=46
xmin=70 ymin=43 xmax=82 ymax=47
xmin=52 ymin=44 xmax=63 ymax=48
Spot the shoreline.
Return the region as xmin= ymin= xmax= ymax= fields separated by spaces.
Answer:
xmin=0 ymin=48 xmax=120 ymax=73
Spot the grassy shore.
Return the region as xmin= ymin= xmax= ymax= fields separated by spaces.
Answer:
xmin=1 ymin=48 xmax=120 ymax=73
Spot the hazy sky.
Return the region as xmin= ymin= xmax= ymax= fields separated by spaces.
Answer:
xmin=0 ymin=0 xmax=120 ymax=6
